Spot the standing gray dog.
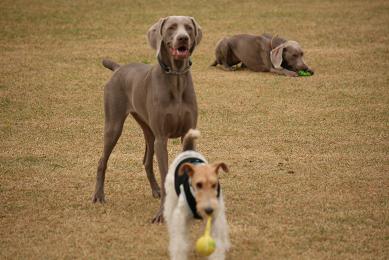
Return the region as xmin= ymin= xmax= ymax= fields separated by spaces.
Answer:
xmin=92 ymin=16 xmax=202 ymax=223
xmin=211 ymin=33 xmax=314 ymax=77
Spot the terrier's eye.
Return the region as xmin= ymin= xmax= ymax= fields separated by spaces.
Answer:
xmin=293 ymin=54 xmax=299 ymax=58
xmin=212 ymin=184 xmax=217 ymax=189
xmin=196 ymin=182 xmax=203 ymax=189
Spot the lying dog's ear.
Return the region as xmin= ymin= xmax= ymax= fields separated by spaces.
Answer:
xmin=189 ymin=17 xmax=202 ymax=50
xmin=147 ymin=17 xmax=168 ymax=56
xmin=270 ymin=43 xmax=287 ymax=69
xmin=179 ymin=163 xmax=195 ymax=177
xmin=213 ymin=162 xmax=229 ymax=175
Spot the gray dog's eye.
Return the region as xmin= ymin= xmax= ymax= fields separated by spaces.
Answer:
xmin=168 ymin=24 xmax=177 ymax=30
xmin=185 ymin=25 xmax=193 ymax=31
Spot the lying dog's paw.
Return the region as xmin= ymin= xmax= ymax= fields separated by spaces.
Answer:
xmin=307 ymin=68 xmax=315 ymax=75
xmin=286 ymin=71 xmax=298 ymax=77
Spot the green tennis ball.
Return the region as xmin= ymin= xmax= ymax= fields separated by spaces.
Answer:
xmin=298 ymin=70 xmax=312 ymax=77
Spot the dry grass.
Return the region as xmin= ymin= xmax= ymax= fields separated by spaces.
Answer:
xmin=1 ymin=0 xmax=388 ymax=259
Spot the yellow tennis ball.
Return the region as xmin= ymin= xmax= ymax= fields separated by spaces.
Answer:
xmin=196 ymin=216 xmax=216 ymax=256
xmin=195 ymin=234 xmax=216 ymax=256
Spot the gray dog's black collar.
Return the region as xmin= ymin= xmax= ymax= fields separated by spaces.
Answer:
xmin=158 ymin=56 xmax=192 ymax=75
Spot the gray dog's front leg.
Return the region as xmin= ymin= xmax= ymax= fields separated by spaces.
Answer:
xmin=270 ymin=68 xmax=298 ymax=77
xmin=152 ymin=137 xmax=169 ymax=223
xmin=133 ymin=115 xmax=161 ymax=199
xmin=143 ymin=134 xmax=161 ymax=199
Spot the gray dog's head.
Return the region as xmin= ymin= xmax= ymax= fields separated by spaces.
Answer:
xmin=270 ymin=41 xmax=314 ymax=74
xmin=147 ymin=16 xmax=202 ymax=60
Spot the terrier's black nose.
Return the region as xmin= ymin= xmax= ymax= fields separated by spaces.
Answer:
xmin=204 ymin=207 xmax=214 ymax=215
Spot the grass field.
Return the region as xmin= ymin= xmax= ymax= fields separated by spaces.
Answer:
xmin=1 ymin=0 xmax=388 ymax=259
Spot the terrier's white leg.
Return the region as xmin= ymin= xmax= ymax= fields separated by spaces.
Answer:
xmin=168 ymin=193 xmax=191 ymax=260
xmin=209 ymin=194 xmax=230 ymax=260
xmin=164 ymin=174 xmax=178 ymax=224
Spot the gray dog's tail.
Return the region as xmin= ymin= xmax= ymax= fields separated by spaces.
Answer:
xmin=182 ymin=129 xmax=200 ymax=151
xmin=102 ymin=59 xmax=120 ymax=71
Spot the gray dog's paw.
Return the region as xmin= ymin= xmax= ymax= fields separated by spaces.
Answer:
xmin=151 ymin=211 xmax=164 ymax=224
xmin=92 ymin=191 xmax=106 ymax=203
xmin=151 ymin=187 xmax=161 ymax=199
xmin=286 ymin=71 xmax=298 ymax=77
xmin=221 ymin=65 xmax=236 ymax=71
xmin=151 ymin=206 xmax=165 ymax=224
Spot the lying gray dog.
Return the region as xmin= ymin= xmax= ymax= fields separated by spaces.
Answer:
xmin=211 ymin=33 xmax=314 ymax=77
xmin=92 ymin=16 xmax=202 ymax=223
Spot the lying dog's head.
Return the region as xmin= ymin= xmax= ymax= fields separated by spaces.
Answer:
xmin=270 ymin=40 xmax=314 ymax=74
xmin=147 ymin=16 xmax=202 ymax=60
xmin=179 ymin=162 xmax=228 ymax=218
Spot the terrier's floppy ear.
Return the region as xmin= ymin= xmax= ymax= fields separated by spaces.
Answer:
xmin=189 ymin=17 xmax=202 ymax=51
xmin=178 ymin=163 xmax=195 ymax=177
xmin=270 ymin=43 xmax=287 ymax=69
xmin=147 ymin=17 xmax=168 ymax=57
xmin=213 ymin=162 xmax=229 ymax=175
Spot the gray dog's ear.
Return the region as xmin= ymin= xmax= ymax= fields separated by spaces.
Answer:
xmin=147 ymin=17 xmax=168 ymax=56
xmin=270 ymin=43 xmax=287 ymax=69
xmin=190 ymin=17 xmax=202 ymax=47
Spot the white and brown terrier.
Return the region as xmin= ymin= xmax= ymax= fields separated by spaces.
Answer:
xmin=163 ymin=129 xmax=230 ymax=260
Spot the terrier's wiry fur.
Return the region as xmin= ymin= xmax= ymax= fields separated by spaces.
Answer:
xmin=164 ymin=129 xmax=230 ymax=260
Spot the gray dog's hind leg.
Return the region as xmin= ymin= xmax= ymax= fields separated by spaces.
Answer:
xmin=93 ymin=92 xmax=128 ymax=203
xmin=93 ymin=117 xmax=126 ymax=203
xmin=222 ymin=63 xmax=236 ymax=71
xmin=211 ymin=59 xmax=235 ymax=70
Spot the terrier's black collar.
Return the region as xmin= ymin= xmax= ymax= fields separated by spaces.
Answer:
xmin=158 ymin=56 xmax=192 ymax=75
xmin=174 ymin=157 xmax=221 ymax=220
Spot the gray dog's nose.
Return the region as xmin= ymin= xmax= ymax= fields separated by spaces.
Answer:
xmin=204 ymin=207 xmax=214 ymax=215
xmin=178 ymin=35 xmax=189 ymax=42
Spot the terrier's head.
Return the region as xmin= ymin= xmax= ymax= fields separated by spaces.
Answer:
xmin=178 ymin=162 xmax=228 ymax=218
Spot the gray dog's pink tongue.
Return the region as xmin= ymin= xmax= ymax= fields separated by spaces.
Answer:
xmin=172 ymin=48 xmax=189 ymax=58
